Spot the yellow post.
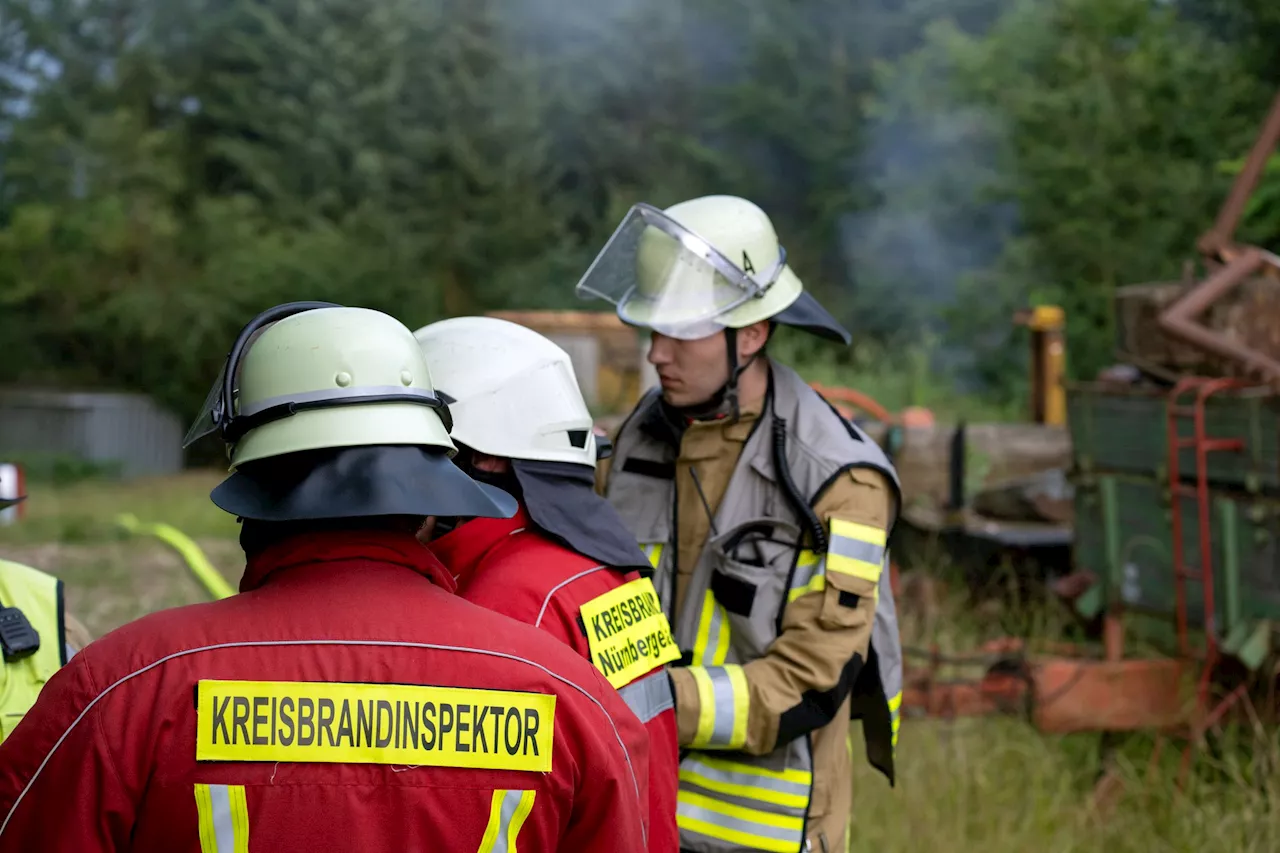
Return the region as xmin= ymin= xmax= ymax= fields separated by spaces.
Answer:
xmin=1015 ymin=306 xmax=1067 ymax=426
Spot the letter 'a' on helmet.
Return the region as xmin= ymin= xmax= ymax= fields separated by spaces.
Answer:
xmin=413 ymin=317 xmax=601 ymax=468
xmin=574 ymin=194 xmax=851 ymax=344
xmin=183 ymin=302 xmax=517 ymax=522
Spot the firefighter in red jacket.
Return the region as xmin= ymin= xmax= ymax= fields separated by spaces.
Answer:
xmin=0 ymin=303 xmax=651 ymax=853
xmin=415 ymin=316 xmax=680 ymax=853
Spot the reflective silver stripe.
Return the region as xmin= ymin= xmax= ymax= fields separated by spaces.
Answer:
xmin=0 ymin=639 xmax=646 ymax=849
xmin=787 ymin=551 xmax=826 ymax=602
xmin=208 ymin=785 xmax=234 ymax=853
xmin=678 ymin=755 xmax=811 ymax=807
xmin=535 ymin=565 xmax=607 ymax=628
xmin=706 ymin=602 xmax=728 ymax=664
xmin=677 ymin=792 xmax=805 ymax=850
xmin=828 ymin=533 xmax=884 ymax=566
xmin=790 ymin=552 xmax=823 ymax=588
xmin=479 ymin=789 xmax=536 ymax=853
xmin=693 ymin=591 xmax=729 ymax=666
xmin=617 ymin=671 xmax=674 ymax=723
xmin=707 ymin=667 xmax=745 ymax=746
xmin=195 ymin=783 xmax=248 ymax=853
xmin=211 ymin=785 xmax=233 ymax=853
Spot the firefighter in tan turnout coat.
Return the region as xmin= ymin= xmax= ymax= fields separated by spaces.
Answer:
xmin=580 ymin=195 xmax=904 ymax=853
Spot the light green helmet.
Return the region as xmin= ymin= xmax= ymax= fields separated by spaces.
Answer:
xmin=575 ymin=194 xmax=850 ymax=343
xmin=183 ymin=302 xmax=456 ymax=469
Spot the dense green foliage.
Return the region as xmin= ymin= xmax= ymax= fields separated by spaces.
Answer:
xmin=0 ymin=0 xmax=1275 ymax=421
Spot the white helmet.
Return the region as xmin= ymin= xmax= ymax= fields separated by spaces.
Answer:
xmin=413 ymin=317 xmax=600 ymax=468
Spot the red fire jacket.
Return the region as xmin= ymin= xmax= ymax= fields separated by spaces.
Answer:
xmin=433 ymin=507 xmax=680 ymax=853
xmin=0 ymin=531 xmax=649 ymax=853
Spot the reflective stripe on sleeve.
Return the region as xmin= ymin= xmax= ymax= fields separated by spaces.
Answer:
xmin=827 ymin=519 xmax=886 ymax=583
xmin=692 ymin=590 xmax=730 ymax=665
xmin=477 ymin=789 xmax=537 ymax=853
xmin=677 ymin=789 xmax=805 ymax=853
xmin=787 ymin=549 xmax=826 ymax=603
xmin=618 ymin=670 xmax=675 ymax=724
xmin=688 ymin=665 xmax=749 ymax=750
xmin=194 ymin=783 xmax=249 ymax=853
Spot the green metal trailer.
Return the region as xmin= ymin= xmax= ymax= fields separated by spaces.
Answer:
xmin=1068 ymin=382 xmax=1280 ymax=669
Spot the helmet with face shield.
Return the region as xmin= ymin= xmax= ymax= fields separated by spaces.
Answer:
xmin=575 ymin=196 xmax=851 ymax=417
xmin=576 ymin=195 xmax=851 ymax=344
xmin=183 ymin=302 xmax=515 ymax=523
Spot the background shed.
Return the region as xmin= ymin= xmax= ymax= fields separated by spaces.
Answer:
xmin=0 ymin=388 xmax=184 ymax=479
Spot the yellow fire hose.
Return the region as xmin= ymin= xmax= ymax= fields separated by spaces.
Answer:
xmin=115 ymin=513 xmax=235 ymax=600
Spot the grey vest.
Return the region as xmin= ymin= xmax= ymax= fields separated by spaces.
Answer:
xmin=606 ymin=363 xmax=903 ymax=853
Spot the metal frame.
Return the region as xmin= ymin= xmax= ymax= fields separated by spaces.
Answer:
xmin=1198 ymin=90 xmax=1280 ymax=260
xmin=1158 ymin=249 xmax=1280 ymax=386
xmin=1162 ymin=376 xmax=1257 ymax=784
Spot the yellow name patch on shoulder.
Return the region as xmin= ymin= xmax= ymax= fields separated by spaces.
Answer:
xmin=580 ymin=577 xmax=681 ymax=689
xmin=195 ymin=680 xmax=555 ymax=772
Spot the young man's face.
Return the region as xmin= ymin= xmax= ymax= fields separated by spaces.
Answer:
xmin=646 ymin=322 xmax=768 ymax=408
xmin=646 ymin=330 xmax=731 ymax=408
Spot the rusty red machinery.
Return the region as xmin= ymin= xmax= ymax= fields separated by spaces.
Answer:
xmin=535 ymin=91 xmax=1280 ymax=787
xmin=862 ymin=91 xmax=1280 ymax=794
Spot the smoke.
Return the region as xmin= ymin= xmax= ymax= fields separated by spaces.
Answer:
xmin=488 ymin=0 xmax=1021 ymax=382
xmin=840 ymin=97 xmax=1018 ymax=332
xmin=838 ymin=12 xmax=1019 ymax=386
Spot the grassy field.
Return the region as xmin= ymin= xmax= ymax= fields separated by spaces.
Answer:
xmin=6 ymin=471 xmax=1279 ymax=851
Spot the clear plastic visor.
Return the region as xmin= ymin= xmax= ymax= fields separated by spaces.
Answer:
xmin=183 ymin=320 xmax=279 ymax=448
xmin=183 ymin=362 xmax=231 ymax=448
xmin=574 ymin=203 xmax=785 ymax=340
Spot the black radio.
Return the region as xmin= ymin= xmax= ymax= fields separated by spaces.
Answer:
xmin=0 ymin=607 xmax=40 ymax=662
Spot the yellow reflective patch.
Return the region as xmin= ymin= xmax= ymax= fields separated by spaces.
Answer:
xmin=194 ymin=783 xmax=249 ymax=853
xmin=644 ymin=544 xmax=664 ymax=569
xmin=195 ymin=680 xmax=555 ymax=772
xmin=477 ymin=789 xmax=537 ymax=853
xmin=725 ymin=666 xmax=750 ymax=749
xmin=677 ymin=789 xmax=805 ymax=853
xmin=787 ymin=574 xmax=825 ymax=603
xmin=827 ymin=518 xmax=887 ymax=584
xmin=689 ymin=667 xmax=718 ymax=748
xmin=692 ymin=590 xmax=730 ymax=666
xmin=579 ymin=577 xmax=681 ymax=689
xmin=830 ymin=518 xmax=886 ymax=547
xmin=826 ymin=552 xmax=882 ymax=583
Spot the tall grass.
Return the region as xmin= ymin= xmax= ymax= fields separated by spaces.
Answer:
xmin=852 ymin=550 xmax=1280 ymax=852
xmin=0 ymin=469 xmax=237 ymax=544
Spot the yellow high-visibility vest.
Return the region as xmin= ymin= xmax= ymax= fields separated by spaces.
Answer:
xmin=0 ymin=559 xmax=66 ymax=742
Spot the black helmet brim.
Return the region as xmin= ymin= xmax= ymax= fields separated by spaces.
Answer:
xmin=211 ymin=445 xmax=517 ymax=522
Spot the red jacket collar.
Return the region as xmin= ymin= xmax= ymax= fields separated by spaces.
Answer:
xmin=241 ymin=530 xmax=457 ymax=594
xmin=429 ymin=506 xmax=531 ymax=588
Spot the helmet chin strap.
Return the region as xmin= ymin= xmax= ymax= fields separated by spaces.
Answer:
xmin=669 ymin=328 xmax=760 ymax=424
